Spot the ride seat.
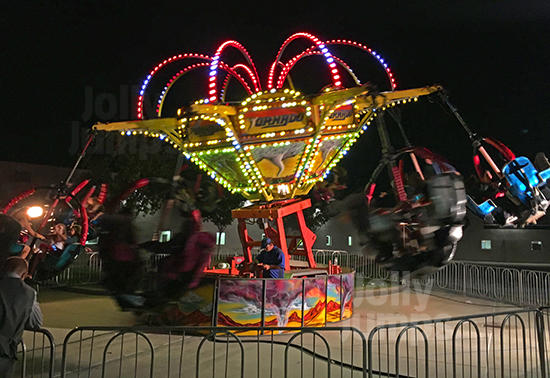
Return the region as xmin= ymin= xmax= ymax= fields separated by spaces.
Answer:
xmin=426 ymin=173 xmax=467 ymax=224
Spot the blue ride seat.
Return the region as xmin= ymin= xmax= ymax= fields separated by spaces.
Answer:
xmin=503 ymin=156 xmax=548 ymax=204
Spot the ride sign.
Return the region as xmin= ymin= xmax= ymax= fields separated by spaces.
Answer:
xmin=324 ymin=104 xmax=354 ymax=128
xmin=242 ymin=106 xmax=308 ymax=135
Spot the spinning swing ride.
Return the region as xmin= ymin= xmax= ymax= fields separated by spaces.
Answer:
xmin=93 ymin=33 xmax=455 ymax=277
xmin=4 ymin=33 xmax=549 ymax=320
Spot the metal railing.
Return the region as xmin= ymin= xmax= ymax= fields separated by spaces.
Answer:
xmin=39 ymin=248 xmax=550 ymax=309
xmin=10 ymin=308 xmax=541 ymax=377
xmin=37 ymin=252 xmax=103 ymax=288
xmin=419 ymin=261 xmax=550 ymax=308
xmin=367 ymin=308 xmax=547 ymax=377
xmin=59 ymin=326 xmax=368 ymax=378
xmin=11 ymin=310 xmax=549 ymax=377
xmin=14 ymin=328 xmax=55 ymax=378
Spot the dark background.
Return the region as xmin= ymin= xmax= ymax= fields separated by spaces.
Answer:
xmin=2 ymin=1 xmax=549 ymax=184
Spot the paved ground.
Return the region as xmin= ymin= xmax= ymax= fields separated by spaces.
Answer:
xmin=37 ymin=282 xmax=516 ymax=329
xmin=18 ymin=284 xmax=541 ymax=377
xmin=38 ymin=287 xmax=137 ymax=328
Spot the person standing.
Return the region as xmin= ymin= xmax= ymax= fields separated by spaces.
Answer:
xmin=0 ymin=215 xmax=23 ymax=269
xmin=255 ymin=238 xmax=285 ymax=278
xmin=0 ymin=257 xmax=43 ymax=377
xmin=0 ymin=214 xmax=31 ymax=261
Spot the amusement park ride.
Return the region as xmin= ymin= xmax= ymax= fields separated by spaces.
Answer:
xmin=3 ymin=33 xmax=550 ymax=321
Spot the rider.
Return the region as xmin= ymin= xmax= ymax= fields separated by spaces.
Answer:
xmin=97 ymin=207 xmax=145 ymax=308
xmin=27 ymin=223 xmax=68 ymax=278
xmin=10 ymin=207 xmax=45 ymax=241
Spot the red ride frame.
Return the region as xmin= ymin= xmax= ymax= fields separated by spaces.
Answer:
xmin=231 ymin=198 xmax=317 ymax=270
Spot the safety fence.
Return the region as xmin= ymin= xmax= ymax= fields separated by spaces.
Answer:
xmin=417 ymin=261 xmax=550 ymax=308
xmin=39 ymin=249 xmax=550 ymax=308
xmin=13 ymin=308 xmax=550 ymax=377
xmin=213 ymin=250 xmax=550 ymax=308
xmin=37 ymin=252 xmax=103 ymax=288
xmin=14 ymin=328 xmax=55 ymax=378
xmin=367 ymin=308 xmax=549 ymax=378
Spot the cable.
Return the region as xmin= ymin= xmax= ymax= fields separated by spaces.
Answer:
xmin=210 ymin=335 xmax=413 ymax=378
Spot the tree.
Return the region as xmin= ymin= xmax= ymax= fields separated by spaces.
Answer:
xmin=172 ymin=169 xmax=246 ymax=232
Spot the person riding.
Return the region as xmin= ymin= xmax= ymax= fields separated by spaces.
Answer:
xmin=47 ymin=223 xmax=68 ymax=252
xmin=97 ymin=207 xmax=145 ymax=308
xmin=10 ymin=207 xmax=45 ymax=241
xmin=255 ymin=238 xmax=285 ymax=278
xmin=27 ymin=223 xmax=69 ymax=279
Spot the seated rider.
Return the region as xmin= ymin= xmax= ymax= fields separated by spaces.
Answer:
xmin=154 ymin=230 xmax=215 ymax=305
xmin=97 ymin=208 xmax=145 ymax=308
xmin=10 ymin=207 xmax=46 ymax=241
xmin=6 ymin=207 xmax=46 ymax=259
xmin=254 ymin=238 xmax=285 ymax=278
xmin=28 ymin=223 xmax=69 ymax=278
xmin=48 ymin=223 xmax=68 ymax=251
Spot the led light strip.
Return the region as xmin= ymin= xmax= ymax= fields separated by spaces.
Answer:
xmin=276 ymin=39 xmax=397 ymax=91
xmin=137 ymin=53 xmax=254 ymax=119
xmin=208 ymin=40 xmax=261 ymax=103
xmin=267 ymin=32 xmax=342 ymax=90
xmin=155 ymin=62 xmax=253 ymax=117
xmin=325 ymin=39 xmax=396 ymax=89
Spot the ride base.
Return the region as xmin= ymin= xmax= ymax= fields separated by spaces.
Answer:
xmin=157 ymin=199 xmax=354 ymax=331
xmin=155 ymin=270 xmax=354 ymax=332
xmin=204 ymin=198 xmax=340 ymax=275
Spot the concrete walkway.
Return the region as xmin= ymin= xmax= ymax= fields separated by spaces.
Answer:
xmin=17 ymin=286 xmax=541 ymax=377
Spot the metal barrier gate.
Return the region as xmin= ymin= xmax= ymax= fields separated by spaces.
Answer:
xmin=367 ymin=308 xmax=548 ymax=378
xmin=14 ymin=328 xmax=55 ymax=378
xmin=13 ymin=310 xmax=550 ymax=377
xmin=59 ymin=326 xmax=367 ymax=378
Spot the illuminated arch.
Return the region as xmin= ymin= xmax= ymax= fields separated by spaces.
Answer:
xmin=275 ymin=39 xmax=397 ymax=90
xmin=208 ymin=40 xmax=261 ymax=103
xmin=231 ymin=64 xmax=261 ymax=92
xmin=137 ymin=53 xmax=209 ymax=119
xmin=325 ymin=39 xmax=397 ymax=89
xmin=155 ymin=62 xmax=253 ymax=117
xmin=137 ymin=53 xmax=254 ymax=119
xmin=267 ymin=32 xmax=342 ymax=90
xmin=291 ymin=51 xmax=362 ymax=86
xmin=219 ymin=63 xmax=260 ymax=103
xmin=155 ymin=63 xmax=210 ymax=117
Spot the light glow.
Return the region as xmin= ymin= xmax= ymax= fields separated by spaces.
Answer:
xmin=26 ymin=206 xmax=44 ymax=219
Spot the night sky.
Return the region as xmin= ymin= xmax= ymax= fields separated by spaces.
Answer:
xmin=3 ymin=1 xmax=549 ymax=181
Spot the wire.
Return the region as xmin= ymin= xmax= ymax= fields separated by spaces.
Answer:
xmin=211 ymin=335 xmax=413 ymax=378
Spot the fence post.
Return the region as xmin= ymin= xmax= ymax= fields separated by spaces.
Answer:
xmin=535 ymin=310 xmax=547 ymax=377
xmin=462 ymin=263 xmax=467 ymax=297
xmin=519 ymin=270 xmax=524 ymax=306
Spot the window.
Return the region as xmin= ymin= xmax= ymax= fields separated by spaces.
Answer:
xmin=159 ymin=230 xmax=171 ymax=243
xmin=481 ymin=240 xmax=491 ymax=250
xmin=216 ymin=232 xmax=226 ymax=246
xmin=326 ymin=235 xmax=332 ymax=247
xmin=348 ymin=236 xmax=353 ymax=247
xmin=531 ymin=241 xmax=543 ymax=251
